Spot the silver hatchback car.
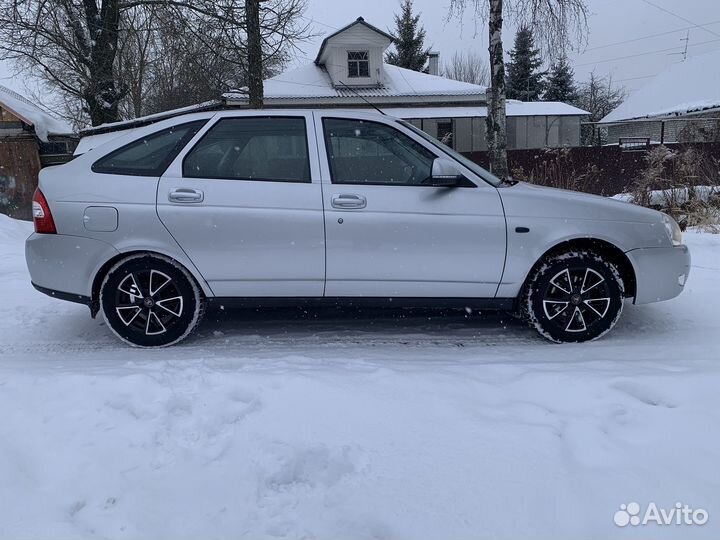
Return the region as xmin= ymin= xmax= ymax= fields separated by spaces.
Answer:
xmin=26 ymin=109 xmax=690 ymax=347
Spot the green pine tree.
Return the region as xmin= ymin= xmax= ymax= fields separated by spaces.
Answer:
xmin=544 ymin=55 xmax=578 ymax=102
xmin=385 ymin=0 xmax=430 ymax=72
xmin=505 ymin=27 xmax=546 ymax=101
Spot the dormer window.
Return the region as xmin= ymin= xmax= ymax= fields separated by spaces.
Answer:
xmin=347 ymin=51 xmax=370 ymax=78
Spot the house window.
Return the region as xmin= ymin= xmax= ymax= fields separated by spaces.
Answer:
xmin=38 ymin=141 xmax=70 ymax=155
xmin=347 ymin=51 xmax=369 ymax=78
xmin=437 ymin=120 xmax=454 ymax=149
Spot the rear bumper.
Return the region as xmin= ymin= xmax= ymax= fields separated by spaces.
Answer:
xmin=626 ymin=244 xmax=691 ymax=304
xmin=32 ymin=283 xmax=91 ymax=306
xmin=25 ymin=233 xmax=119 ymax=298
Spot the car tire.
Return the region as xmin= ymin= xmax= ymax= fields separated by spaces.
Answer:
xmin=521 ymin=250 xmax=625 ymax=343
xmin=100 ymin=254 xmax=205 ymax=347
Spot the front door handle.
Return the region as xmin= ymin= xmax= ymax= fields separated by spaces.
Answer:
xmin=168 ymin=188 xmax=204 ymax=203
xmin=331 ymin=194 xmax=366 ymax=209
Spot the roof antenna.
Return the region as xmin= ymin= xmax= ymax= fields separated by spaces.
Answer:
xmin=338 ymin=81 xmax=387 ymax=115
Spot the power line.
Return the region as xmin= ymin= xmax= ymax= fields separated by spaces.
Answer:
xmin=639 ymin=0 xmax=720 ymax=38
xmin=584 ymin=19 xmax=720 ymax=51
xmin=576 ymin=37 xmax=720 ymax=67
xmin=299 ymin=15 xmax=340 ymax=31
xmin=615 ymin=74 xmax=658 ymax=82
xmin=576 ymin=45 xmax=686 ymax=67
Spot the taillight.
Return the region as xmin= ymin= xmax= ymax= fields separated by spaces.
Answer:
xmin=32 ymin=189 xmax=57 ymax=234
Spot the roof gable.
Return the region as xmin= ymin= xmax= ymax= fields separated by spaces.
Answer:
xmin=315 ymin=17 xmax=394 ymax=65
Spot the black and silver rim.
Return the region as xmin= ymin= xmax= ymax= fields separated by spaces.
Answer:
xmin=541 ymin=267 xmax=611 ymax=333
xmin=114 ymin=270 xmax=184 ymax=336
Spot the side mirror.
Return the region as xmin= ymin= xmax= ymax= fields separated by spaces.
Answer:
xmin=429 ymin=158 xmax=463 ymax=187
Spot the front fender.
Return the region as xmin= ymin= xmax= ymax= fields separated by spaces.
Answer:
xmin=496 ymin=217 xmax=665 ymax=298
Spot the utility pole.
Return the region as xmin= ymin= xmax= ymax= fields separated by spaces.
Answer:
xmin=246 ymin=0 xmax=265 ymax=108
xmin=680 ymin=30 xmax=690 ymax=61
xmin=670 ymin=30 xmax=690 ymax=62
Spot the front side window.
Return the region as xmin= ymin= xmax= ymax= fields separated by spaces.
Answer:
xmin=323 ymin=118 xmax=435 ymax=185
xmin=183 ymin=117 xmax=310 ymax=183
xmin=92 ymin=120 xmax=207 ymax=176
xmin=399 ymin=120 xmax=503 ymax=187
xmin=347 ymin=51 xmax=370 ymax=78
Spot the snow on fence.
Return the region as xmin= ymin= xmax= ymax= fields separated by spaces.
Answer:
xmin=589 ymin=115 xmax=720 ymax=147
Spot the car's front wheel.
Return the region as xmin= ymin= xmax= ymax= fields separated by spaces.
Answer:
xmin=100 ymin=254 xmax=205 ymax=347
xmin=522 ymin=250 xmax=625 ymax=343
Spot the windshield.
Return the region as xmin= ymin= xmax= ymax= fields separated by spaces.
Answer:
xmin=398 ymin=120 xmax=504 ymax=187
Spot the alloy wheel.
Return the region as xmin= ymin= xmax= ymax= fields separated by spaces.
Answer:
xmin=541 ymin=266 xmax=612 ymax=333
xmin=114 ymin=269 xmax=184 ymax=336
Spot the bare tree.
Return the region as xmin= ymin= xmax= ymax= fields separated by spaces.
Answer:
xmin=0 ymin=0 xmax=311 ymax=126
xmin=246 ymin=0 xmax=264 ymax=108
xmin=442 ymin=51 xmax=489 ymax=86
xmin=575 ymin=72 xmax=625 ymax=123
xmin=448 ymin=0 xmax=589 ymax=178
xmin=139 ymin=8 xmax=285 ymax=116
xmin=574 ymin=72 xmax=626 ymax=145
xmin=116 ymin=5 xmax=159 ymax=119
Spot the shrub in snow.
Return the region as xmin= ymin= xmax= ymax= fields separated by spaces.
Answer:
xmin=629 ymin=145 xmax=720 ymax=232
xmin=511 ymin=147 xmax=604 ymax=193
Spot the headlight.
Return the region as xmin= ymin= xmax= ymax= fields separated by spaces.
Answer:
xmin=662 ymin=213 xmax=683 ymax=246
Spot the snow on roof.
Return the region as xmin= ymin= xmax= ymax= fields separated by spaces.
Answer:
xmin=0 ymin=85 xmax=73 ymax=141
xmin=224 ymin=63 xmax=487 ymax=101
xmin=601 ymin=50 xmax=720 ymax=123
xmin=80 ymin=66 xmax=584 ymax=137
xmin=380 ymin=102 xmax=589 ymax=118
xmin=505 ymin=101 xmax=589 ymax=117
xmin=380 ymin=106 xmax=483 ymax=118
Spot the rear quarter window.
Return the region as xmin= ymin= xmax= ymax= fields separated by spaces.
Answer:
xmin=92 ymin=120 xmax=207 ymax=176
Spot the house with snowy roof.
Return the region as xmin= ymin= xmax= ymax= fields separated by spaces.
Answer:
xmin=79 ymin=16 xmax=589 ymax=154
xmin=600 ymin=50 xmax=720 ymax=144
xmin=0 ymin=85 xmax=75 ymax=218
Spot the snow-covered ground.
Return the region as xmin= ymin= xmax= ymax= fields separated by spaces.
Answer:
xmin=612 ymin=185 xmax=718 ymax=206
xmin=1 ymin=214 xmax=719 ymax=540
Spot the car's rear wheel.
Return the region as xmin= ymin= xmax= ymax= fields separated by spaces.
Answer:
xmin=522 ymin=250 xmax=625 ymax=343
xmin=100 ymin=254 xmax=205 ymax=347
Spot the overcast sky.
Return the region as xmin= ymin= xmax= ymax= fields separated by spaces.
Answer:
xmin=293 ymin=0 xmax=720 ymax=92
xmin=1 ymin=0 xmax=719 ymax=101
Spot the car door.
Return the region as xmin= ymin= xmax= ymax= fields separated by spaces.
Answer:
xmin=157 ymin=112 xmax=325 ymax=297
xmin=315 ymin=113 xmax=507 ymax=298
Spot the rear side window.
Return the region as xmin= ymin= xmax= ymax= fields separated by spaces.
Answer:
xmin=183 ymin=117 xmax=310 ymax=183
xmin=92 ymin=120 xmax=207 ymax=176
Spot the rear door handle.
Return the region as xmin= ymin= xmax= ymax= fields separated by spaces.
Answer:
xmin=168 ymin=188 xmax=204 ymax=203
xmin=331 ymin=194 xmax=366 ymax=209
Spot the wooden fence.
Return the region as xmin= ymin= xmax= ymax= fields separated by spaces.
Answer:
xmin=0 ymin=137 xmax=41 ymax=220
xmin=463 ymin=142 xmax=720 ymax=196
